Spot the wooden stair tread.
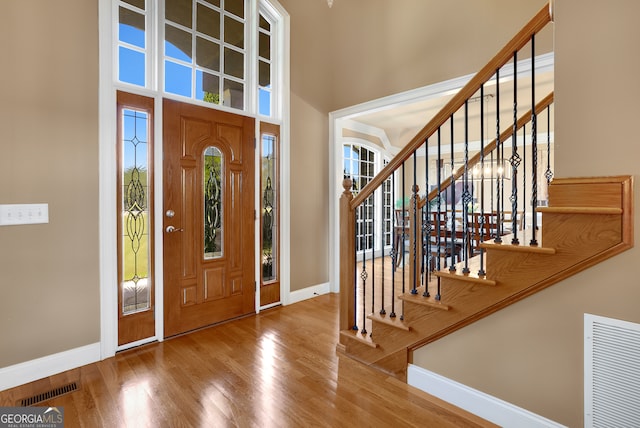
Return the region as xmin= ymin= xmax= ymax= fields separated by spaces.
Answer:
xmin=340 ymin=329 xmax=378 ymax=348
xmin=398 ymin=289 xmax=450 ymax=311
xmin=479 ymin=227 xmax=555 ymax=254
xmin=537 ymin=206 xmax=623 ymax=215
xmin=480 ymin=241 xmax=556 ymax=254
xmin=434 ymin=269 xmax=497 ymax=286
xmin=368 ymin=312 xmax=411 ymax=331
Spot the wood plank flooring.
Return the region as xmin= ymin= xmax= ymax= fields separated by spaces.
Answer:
xmin=0 ymin=294 xmax=495 ymax=427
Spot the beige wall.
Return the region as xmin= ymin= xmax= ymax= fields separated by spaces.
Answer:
xmin=328 ymin=0 xmax=551 ymax=110
xmin=413 ymin=1 xmax=640 ymax=426
xmin=281 ymin=0 xmax=548 ymax=290
xmin=278 ymin=0 xmax=334 ymax=291
xmin=0 ymin=0 xmax=100 ymax=367
xmin=0 ymin=0 xmax=554 ymax=385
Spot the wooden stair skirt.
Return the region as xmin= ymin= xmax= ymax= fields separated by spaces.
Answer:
xmin=338 ymin=176 xmax=634 ymax=381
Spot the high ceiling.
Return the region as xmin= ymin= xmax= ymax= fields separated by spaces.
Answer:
xmin=344 ymin=67 xmax=554 ymax=151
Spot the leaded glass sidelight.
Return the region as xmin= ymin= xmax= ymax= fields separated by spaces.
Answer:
xmin=121 ymin=109 xmax=151 ymax=314
xmin=261 ymin=134 xmax=277 ymax=281
xmin=204 ymin=146 xmax=223 ymax=259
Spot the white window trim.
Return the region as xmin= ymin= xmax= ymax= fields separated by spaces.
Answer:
xmin=99 ymin=0 xmax=290 ymax=358
xmin=342 ymin=138 xmax=393 ymax=257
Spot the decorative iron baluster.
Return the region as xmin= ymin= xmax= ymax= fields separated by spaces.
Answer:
xmin=352 ymin=191 xmax=358 ymax=331
xmin=411 ymin=153 xmax=419 ymax=294
xmin=509 ymin=51 xmax=521 ymax=245
xmin=522 ymin=124 xmax=526 ymax=231
xmin=424 ymin=138 xmax=431 ymax=298
xmin=380 ymin=176 xmax=386 ymax=316
xmin=360 ymin=197 xmax=368 ymax=336
xmin=436 ymin=128 xmax=442 ymax=300
xmin=494 ymin=68 xmax=503 ymax=243
xmin=545 ymin=105 xmax=553 ymax=186
xmin=390 ymin=172 xmax=397 ymax=319
xmin=462 ymin=101 xmax=471 ymax=274
xmin=530 ymin=34 xmax=539 ymax=245
xmin=478 ymin=84 xmax=487 ymax=277
xmin=371 ymin=192 xmax=375 ymax=320
xmin=449 ymin=115 xmax=457 ymax=271
xmin=401 ymin=162 xmax=406 ymax=321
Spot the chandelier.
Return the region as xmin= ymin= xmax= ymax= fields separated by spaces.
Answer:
xmin=327 ymin=0 xmax=334 ymax=7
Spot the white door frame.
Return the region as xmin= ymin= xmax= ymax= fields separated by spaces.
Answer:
xmin=98 ymin=0 xmax=291 ymax=358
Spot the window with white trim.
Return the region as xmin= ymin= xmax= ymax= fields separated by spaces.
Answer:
xmin=116 ymin=0 xmax=282 ymax=118
xmin=343 ymin=143 xmax=393 ymax=253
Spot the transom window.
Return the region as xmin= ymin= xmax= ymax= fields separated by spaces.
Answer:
xmin=116 ymin=0 xmax=281 ymax=118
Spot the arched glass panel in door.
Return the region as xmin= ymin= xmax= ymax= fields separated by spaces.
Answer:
xmin=203 ymin=146 xmax=224 ymax=259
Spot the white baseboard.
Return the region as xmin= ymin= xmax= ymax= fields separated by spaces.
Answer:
xmin=407 ymin=364 xmax=567 ymax=428
xmin=287 ymin=282 xmax=331 ymax=305
xmin=0 ymin=343 xmax=101 ymax=391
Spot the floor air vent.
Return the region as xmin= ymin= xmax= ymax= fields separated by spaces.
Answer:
xmin=585 ymin=314 xmax=640 ymax=427
xmin=18 ymin=381 xmax=79 ymax=406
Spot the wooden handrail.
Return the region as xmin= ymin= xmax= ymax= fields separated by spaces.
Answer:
xmin=422 ymin=91 xmax=554 ymax=206
xmin=350 ymin=3 xmax=551 ymax=210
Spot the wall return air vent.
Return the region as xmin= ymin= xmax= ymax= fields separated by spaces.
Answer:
xmin=585 ymin=314 xmax=640 ymax=427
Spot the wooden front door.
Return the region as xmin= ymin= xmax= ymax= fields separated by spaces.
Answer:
xmin=163 ymin=99 xmax=255 ymax=338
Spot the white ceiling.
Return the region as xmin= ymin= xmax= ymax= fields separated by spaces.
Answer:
xmin=343 ymin=65 xmax=554 ymax=151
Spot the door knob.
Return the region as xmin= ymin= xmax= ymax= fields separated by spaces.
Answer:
xmin=166 ymin=225 xmax=183 ymax=233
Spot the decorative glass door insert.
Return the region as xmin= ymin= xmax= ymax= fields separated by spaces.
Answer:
xmin=116 ymin=91 xmax=155 ymax=346
xmin=203 ymin=146 xmax=223 ymax=259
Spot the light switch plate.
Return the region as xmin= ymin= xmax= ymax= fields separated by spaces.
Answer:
xmin=0 ymin=204 xmax=49 ymax=226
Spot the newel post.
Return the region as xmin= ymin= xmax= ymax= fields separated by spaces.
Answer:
xmin=339 ymin=178 xmax=356 ymax=332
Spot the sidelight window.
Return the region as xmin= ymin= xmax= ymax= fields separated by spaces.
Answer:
xmin=117 ymin=92 xmax=154 ymax=316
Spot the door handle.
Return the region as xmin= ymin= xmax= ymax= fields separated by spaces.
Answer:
xmin=165 ymin=225 xmax=184 ymax=233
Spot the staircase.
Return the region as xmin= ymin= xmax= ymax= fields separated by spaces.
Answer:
xmin=336 ymin=4 xmax=634 ymax=381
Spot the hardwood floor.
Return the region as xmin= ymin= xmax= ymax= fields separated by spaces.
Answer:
xmin=0 ymin=294 xmax=495 ymax=427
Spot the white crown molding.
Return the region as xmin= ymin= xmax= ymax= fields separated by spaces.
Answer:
xmin=339 ymin=119 xmax=399 ymax=156
xmin=332 ymin=52 xmax=554 ymax=122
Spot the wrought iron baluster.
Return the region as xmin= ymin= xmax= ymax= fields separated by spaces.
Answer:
xmin=352 ymin=191 xmax=358 ymax=331
xmin=530 ymin=34 xmax=539 ymax=245
xmin=380 ymin=175 xmax=386 ymax=316
xmin=436 ymin=128 xmax=442 ymax=300
xmin=522 ymin=124 xmax=527 ymax=231
xmin=510 ymin=51 xmax=521 ymax=245
xmin=401 ymin=162 xmax=406 ymax=295
xmin=371 ymin=193 xmax=375 ymax=320
xmin=449 ymin=115 xmax=457 ymax=272
xmin=545 ymin=105 xmax=553 ymax=186
xmin=424 ymin=138 xmax=431 ymax=298
xmin=390 ymin=172 xmax=397 ymax=318
xmin=494 ymin=68 xmax=503 ymax=243
xmin=411 ymin=153 xmax=419 ymax=294
xmin=401 ymin=162 xmax=406 ymax=321
xmin=462 ymin=101 xmax=471 ymax=274
xmin=360 ymin=198 xmax=368 ymax=336
xmin=479 ymin=84 xmax=487 ymax=277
